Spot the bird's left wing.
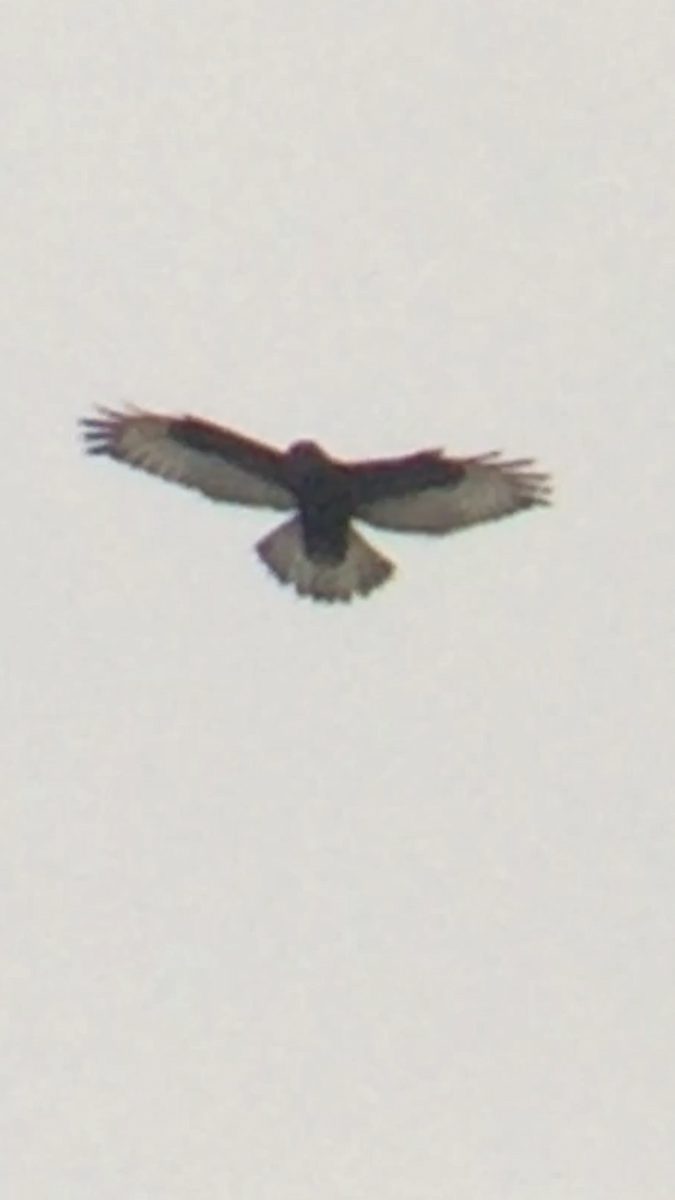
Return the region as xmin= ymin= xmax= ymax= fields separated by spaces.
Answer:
xmin=80 ymin=407 xmax=295 ymax=510
xmin=353 ymin=450 xmax=552 ymax=533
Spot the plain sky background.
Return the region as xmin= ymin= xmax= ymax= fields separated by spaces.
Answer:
xmin=3 ymin=1 xmax=674 ymax=1197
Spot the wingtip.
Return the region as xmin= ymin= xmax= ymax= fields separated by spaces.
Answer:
xmin=79 ymin=403 xmax=149 ymax=453
xmin=79 ymin=406 xmax=122 ymax=453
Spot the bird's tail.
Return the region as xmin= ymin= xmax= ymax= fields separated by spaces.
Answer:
xmin=256 ymin=517 xmax=394 ymax=602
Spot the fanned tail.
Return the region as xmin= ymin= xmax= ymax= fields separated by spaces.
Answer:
xmin=256 ymin=517 xmax=394 ymax=602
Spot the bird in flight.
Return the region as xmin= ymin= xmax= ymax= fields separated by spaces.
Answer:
xmin=80 ymin=407 xmax=552 ymax=602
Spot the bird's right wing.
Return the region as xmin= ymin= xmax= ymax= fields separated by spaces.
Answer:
xmin=80 ymin=407 xmax=295 ymax=510
xmin=353 ymin=450 xmax=552 ymax=533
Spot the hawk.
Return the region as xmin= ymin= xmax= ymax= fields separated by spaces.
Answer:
xmin=80 ymin=407 xmax=551 ymax=602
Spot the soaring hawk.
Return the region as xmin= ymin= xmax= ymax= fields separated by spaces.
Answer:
xmin=80 ymin=407 xmax=551 ymax=602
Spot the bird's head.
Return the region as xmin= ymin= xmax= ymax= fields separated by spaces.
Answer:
xmin=286 ymin=439 xmax=328 ymax=460
xmin=284 ymin=439 xmax=333 ymax=485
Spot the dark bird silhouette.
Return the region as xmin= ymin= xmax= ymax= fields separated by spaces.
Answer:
xmin=80 ymin=406 xmax=552 ymax=602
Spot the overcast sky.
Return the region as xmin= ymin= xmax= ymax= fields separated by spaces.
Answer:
xmin=4 ymin=1 xmax=674 ymax=1197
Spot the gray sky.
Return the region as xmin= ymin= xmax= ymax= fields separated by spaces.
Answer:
xmin=4 ymin=1 xmax=674 ymax=1196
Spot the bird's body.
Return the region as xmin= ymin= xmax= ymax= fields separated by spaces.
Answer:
xmin=283 ymin=442 xmax=355 ymax=562
xmin=80 ymin=407 xmax=552 ymax=602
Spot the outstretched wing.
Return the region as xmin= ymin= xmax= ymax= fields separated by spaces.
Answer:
xmin=80 ymin=407 xmax=295 ymax=510
xmin=353 ymin=450 xmax=552 ymax=533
